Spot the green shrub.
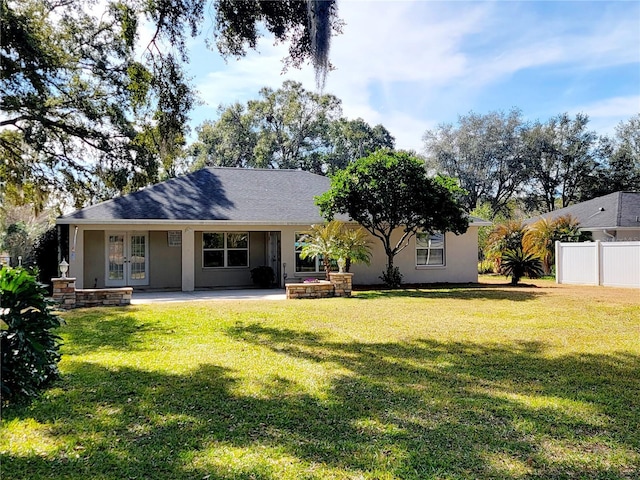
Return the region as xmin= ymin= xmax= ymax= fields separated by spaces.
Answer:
xmin=478 ymin=259 xmax=496 ymax=274
xmin=250 ymin=266 xmax=275 ymax=288
xmin=380 ymin=266 xmax=403 ymax=289
xmin=1 ymin=266 xmax=64 ymax=404
xmin=33 ymin=226 xmax=60 ymax=295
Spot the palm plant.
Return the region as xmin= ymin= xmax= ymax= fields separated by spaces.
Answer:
xmin=299 ymin=221 xmax=373 ymax=277
xmin=335 ymin=226 xmax=372 ymax=272
xmin=484 ymin=220 xmax=526 ymax=272
xmin=522 ymin=218 xmax=555 ymax=274
xmin=299 ymin=221 xmax=343 ymax=276
xmin=523 ymin=215 xmax=585 ymax=274
xmin=501 ymin=248 xmax=544 ymax=285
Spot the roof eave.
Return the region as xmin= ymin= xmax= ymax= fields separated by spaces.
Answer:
xmin=55 ymin=218 xmax=352 ymax=226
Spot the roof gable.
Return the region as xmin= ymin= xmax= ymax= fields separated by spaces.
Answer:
xmin=58 ymin=168 xmax=335 ymax=224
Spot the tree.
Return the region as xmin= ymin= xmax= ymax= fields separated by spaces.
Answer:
xmin=1 ymin=0 xmax=342 ymax=207
xmin=323 ymin=118 xmax=395 ymax=174
xmin=316 ymin=150 xmax=469 ymax=287
xmin=188 ymin=81 xmax=342 ymax=172
xmin=579 ymin=114 xmax=640 ymax=200
xmin=423 ymin=109 xmax=528 ymax=218
xmin=186 ymin=82 xmax=395 ymax=174
xmin=523 ymin=113 xmax=598 ymax=212
xmin=188 ymin=105 xmax=258 ymax=170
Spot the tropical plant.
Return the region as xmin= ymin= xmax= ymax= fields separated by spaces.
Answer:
xmin=500 ymin=248 xmax=544 ymax=285
xmin=1 ymin=266 xmax=64 ymax=404
xmin=299 ymin=221 xmax=343 ymax=277
xmin=523 ymin=214 xmax=587 ymax=274
xmin=334 ymin=226 xmax=372 ymax=272
xmin=484 ymin=220 xmax=527 ymax=272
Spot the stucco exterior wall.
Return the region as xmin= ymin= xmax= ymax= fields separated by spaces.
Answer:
xmin=64 ymin=222 xmax=481 ymax=290
xmin=349 ymin=227 xmax=480 ymax=285
xmin=149 ymin=231 xmax=182 ymax=289
xmin=84 ymin=230 xmax=105 ymax=288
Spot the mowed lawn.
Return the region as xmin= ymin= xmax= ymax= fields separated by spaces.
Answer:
xmin=2 ymin=278 xmax=639 ymax=479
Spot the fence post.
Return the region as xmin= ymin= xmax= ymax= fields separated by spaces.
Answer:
xmin=555 ymin=241 xmax=561 ymax=284
xmin=594 ymin=240 xmax=601 ymax=286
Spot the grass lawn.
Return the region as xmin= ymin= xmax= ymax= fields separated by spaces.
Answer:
xmin=2 ymin=278 xmax=639 ymax=479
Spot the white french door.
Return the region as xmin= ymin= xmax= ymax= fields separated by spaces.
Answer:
xmin=105 ymin=232 xmax=149 ymax=287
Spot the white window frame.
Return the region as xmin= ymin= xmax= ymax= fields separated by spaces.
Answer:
xmin=294 ymin=232 xmax=323 ymax=274
xmin=202 ymin=232 xmax=249 ymax=269
xmin=416 ymin=232 xmax=446 ymax=267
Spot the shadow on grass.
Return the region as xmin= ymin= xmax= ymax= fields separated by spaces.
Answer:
xmin=352 ymin=282 xmax=546 ymax=302
xmin=3 ymin=326 xmax=639 ymax=479
xmin=61 ymin=307 xmax=168 ymax=355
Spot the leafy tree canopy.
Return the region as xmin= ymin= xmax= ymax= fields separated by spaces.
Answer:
xmin=187 ymin=81 xmax=394 ymax=173
xmin=316 ymin=150 xmax=468 ymax=283
xmin=424 ymin=110 xmax=639 ymax=217
xmin=1 ymin=0 xmax=341 ymax=208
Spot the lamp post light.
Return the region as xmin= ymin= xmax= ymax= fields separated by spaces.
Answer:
xmin=59 ymin=258 xmax=69 ymax=279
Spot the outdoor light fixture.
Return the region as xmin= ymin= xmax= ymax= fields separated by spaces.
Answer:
xmin=59 ymin=258 xmax=69 ymax=278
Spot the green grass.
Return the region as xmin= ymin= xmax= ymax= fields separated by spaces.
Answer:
xmin=2 ymin=278 xmax=639 ymax=479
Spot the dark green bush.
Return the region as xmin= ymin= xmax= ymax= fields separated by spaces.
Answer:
xmin=1 ymin=266 xmax=64 ymax=404
xmin=250 ymin=266 xmax=275 ymax=288
xmin=33 ymin=226 xmax=60 ymax=295
xmin=380 ymin=266 xmax=403 ymax=289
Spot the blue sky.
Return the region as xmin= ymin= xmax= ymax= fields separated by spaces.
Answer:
xmin=181 ymin=0 xmax=640 ymax=152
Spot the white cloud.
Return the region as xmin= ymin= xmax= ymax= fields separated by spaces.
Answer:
xmin=190 ymin=0 xmax=639 ymax=149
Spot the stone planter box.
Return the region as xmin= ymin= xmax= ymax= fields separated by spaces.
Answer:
xmin=52 ymin=278 xmax=132 ymax=309
xmin=286 ymin=273 xmax=353 ymax=299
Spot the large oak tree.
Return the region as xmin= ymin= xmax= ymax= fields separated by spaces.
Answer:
xmin=1 ymin=0 xmax=341 ymax=208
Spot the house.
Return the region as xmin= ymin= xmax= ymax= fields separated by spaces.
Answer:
xmin=526 ymin=191 xmax=640 ymax=242
xmin=56 ymin=167 xmax=490 ymax=291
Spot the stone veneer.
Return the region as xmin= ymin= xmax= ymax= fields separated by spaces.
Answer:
xmin=52 ymin=277 xmax=132 ymax=309
xmin=286 ymin=272 xmax=353 ymax=299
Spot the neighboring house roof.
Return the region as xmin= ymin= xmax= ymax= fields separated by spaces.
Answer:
xmin=58 ymin=168 xmax=339 ymax=225
xmin=526 ymin=191 xmax=640 ymax=229
xmin=58 ymin=166 xmax=491 ymax=227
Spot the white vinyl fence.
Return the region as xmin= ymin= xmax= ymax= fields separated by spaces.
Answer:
xmin=555 ymin=241 xmax=640 ymax=288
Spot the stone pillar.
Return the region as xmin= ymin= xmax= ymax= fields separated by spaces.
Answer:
xmin=329 ymin=272 xmax=353 ymax=297
xmin=52 ymin=277 xmax=76 ymax=309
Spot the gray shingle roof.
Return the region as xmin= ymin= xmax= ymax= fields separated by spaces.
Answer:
xmin=527 ymin=192 xmax=640 ymax=229
xmin=58 ymin=168 xmax=336 ymax=224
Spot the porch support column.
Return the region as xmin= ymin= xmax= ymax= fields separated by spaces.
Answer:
xmin=181 ymin=228 xmax=195 ymax=291
xmin=69 ymin=226 xmax=84 ymax=289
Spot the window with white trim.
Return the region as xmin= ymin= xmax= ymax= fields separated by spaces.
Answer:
xmin=416 ymin=232 xmax=445 ymax=266
xmin=295 ymin=232 xmax=322 ymax=273
xmin=203 ymin=232 xmax=249 ymax=268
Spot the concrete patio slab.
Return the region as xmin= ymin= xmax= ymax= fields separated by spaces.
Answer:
xmin=131 ymin=289 xmax=286 ymax=304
